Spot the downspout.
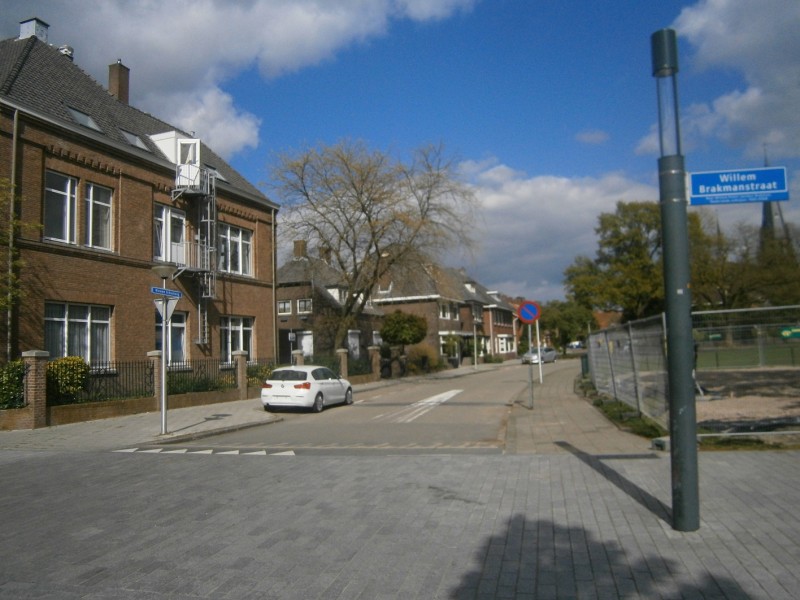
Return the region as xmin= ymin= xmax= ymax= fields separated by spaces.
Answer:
xmin=7 ymin=109 xmax=19 ymax=362
xmin=272 ymin=207 xmax=278 ymax=361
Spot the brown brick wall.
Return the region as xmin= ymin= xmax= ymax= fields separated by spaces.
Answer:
xmin=1 ymin=107 xmax=276 ymax=363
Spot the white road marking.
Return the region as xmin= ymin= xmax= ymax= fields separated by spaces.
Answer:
xmin=374 ymin=389 xmax=463 ymax=423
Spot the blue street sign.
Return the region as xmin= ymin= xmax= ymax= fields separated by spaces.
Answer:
xmin=689 ymin=167 xmax=788 ymax=205
xmin=517 ymin=300 xmax=541 ymax=324
xmin=151 ymin=286 xmax=182 ymax=299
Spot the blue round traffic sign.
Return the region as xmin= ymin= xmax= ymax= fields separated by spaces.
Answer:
xmin=517 ymin=300 xmax=541 ymax=324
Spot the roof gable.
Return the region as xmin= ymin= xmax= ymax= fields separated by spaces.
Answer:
xmin=0 ymin=35 xmax=268 ymax=203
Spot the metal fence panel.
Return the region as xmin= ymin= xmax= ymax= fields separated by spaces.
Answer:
xmin=587 ymin=306 xmax=800 ymax=429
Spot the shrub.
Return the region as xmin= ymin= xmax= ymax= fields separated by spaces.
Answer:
xmin=406 ymin=343 xmax=439 ymax=374
xmin=0 ymin=360 xmax=26 ymax=409
xmin=47 ymin=356 xmax=90 ymax=404
xmin=247 ymin=363 xmax=273 ymax=387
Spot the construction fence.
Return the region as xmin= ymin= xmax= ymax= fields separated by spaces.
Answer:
xmin=586 ymin=305 xmax=800 ymax=430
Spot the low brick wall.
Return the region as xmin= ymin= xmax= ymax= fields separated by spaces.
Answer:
xmin=2 ymin=349 xmax=381 ymax=430
xmin=0 ymin=406 xmax=35 ymax=431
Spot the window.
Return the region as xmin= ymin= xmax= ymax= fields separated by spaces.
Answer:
xmin=44 ymin=171 xmax=77 ymax=243
xmin=218 ymin=224 xmax=252 ymax=276
xmin=85 ymin=183 xmax=112 ymax=250
xmin=277 ymin=300 xmax=291 ymax=315
xmin=220 ymin=316 xmax=253 ymax=362
xmin=45 ymin=302 xmax=110 ymax=364
xmin=67 ymin=107 xmax=102 ymax=132
xmin=297 ymin=298 xmax=312 ymax=314
xmin=154 ymin=204 xmax=186 ymax=264
xmin=155 ymin=311 xmax=186 ymax=365
xmin=440 ymin=302 xmax=458 ymax=320
xmin=121 ymin=130 xmax=149 ymax=151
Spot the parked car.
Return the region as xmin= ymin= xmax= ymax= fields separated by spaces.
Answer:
xmin=261 ymin=366 xmax=353 ymax=413
xmin=521 ymin=347 xmax=558 ymax=364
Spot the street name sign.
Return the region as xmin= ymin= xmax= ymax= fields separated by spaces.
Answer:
xmin=151 ymin=286 xmax=182 ymax=299
xmin=689 ymin=167 xmax=788 ymax=206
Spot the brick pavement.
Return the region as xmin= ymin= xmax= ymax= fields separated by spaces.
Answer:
xmin=1 ymin=360 xmax=799 ymax=598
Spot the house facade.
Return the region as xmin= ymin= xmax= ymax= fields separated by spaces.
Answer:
xmin=275 ymin=241 xmax=383 ymax=363
xmin=1 ymin=19 xmax=278 ymax=366
xmin=372 ymin=261 xmax=517 ymax=364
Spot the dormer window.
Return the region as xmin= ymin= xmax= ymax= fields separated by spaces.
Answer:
xmin=67 ymin=107 xmax=101 ymax=132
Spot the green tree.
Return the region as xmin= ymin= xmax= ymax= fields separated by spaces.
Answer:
xmin=539 ymin=300 xmax=596 ymax=350
xmin=564 ymin=200 xmax=718 ymax=322
xmin=380 ymin=311 xmax=427 ymax=351
xmin=271 ymin=140 xmax=478 ymax=349
xmin=564 ymin=201 xmax=664 ymax=321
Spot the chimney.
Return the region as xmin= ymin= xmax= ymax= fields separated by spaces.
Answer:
xmin=108 ymin=60 xmax=130 ymax=104
xmin=293 ymin=240 xmax=308 ymax=258
xmin=19 ymin=18 xmax=49 ymax=42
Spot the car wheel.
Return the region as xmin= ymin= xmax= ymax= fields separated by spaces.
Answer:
xmin=312 ymin=393 xmax=324 ymax=413
xmin=344 ymin=388 xmax=353 ymax=405
xmin=263 ymin=404 xmax=271 ymax=412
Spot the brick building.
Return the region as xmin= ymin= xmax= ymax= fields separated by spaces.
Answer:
xmin=1 ymin=19 xmax=278 ymax=365
xmin=372 ymin=261 xmax=517 ymax=364
xmin=275 ymin=240 xmax=383 ymax=363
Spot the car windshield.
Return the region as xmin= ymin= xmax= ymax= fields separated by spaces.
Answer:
xmin=270 ymin=370 xmax=308 ymax=382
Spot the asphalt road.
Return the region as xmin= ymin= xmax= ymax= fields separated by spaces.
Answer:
xmin=166 ymin=363 xmax=530 ymax=454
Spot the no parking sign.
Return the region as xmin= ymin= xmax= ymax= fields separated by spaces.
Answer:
xmin=517 ymin=300 xmax=541 ymax=324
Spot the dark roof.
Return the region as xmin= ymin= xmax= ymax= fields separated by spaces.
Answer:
xmin=374 ymin=261 xmax=512 ymax=312
xmin=0 ymin=34 xmax=271 ymax=204
xmin=277 ymin=255 xmax=346 ymax=288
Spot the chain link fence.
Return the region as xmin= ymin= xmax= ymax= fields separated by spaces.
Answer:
xmin=587 ymin=305 xmax=800 ymax=430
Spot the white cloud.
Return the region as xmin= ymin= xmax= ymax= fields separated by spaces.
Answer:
xmin=575 ymin=129 xmax=610 ymax=145
xmin=394 ymin=0 xmax=478 ymax=21
xmin=3 ymin=0 xmax=479 ymax=159
xmin=640 ymin=0 xmax=800 ymax=161
xmin=462 ymin=161 xmax=658 ymax=302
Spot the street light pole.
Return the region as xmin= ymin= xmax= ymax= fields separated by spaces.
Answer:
xmin=651 ymin=28 xmax=699 ymax=532
xmin=152 ymin=264 xmax=178 ymax=435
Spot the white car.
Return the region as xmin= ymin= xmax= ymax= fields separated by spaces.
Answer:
xmin=261 ymin=365 xmax=353 ymax=413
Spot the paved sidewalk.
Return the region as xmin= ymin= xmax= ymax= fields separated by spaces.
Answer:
xmin=3 ymin=361 xmax=800 ymax=598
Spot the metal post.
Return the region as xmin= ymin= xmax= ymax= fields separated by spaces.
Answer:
xmin=152 ymin=264 xmax=178 ymax=436
xmin=535 ymin=320 xmax=543 ymax=383
xmin=652 ymin=28 xmax=699 ymax=531
xmin=527 ymin=323 xmax=534 ymax=409
xmin=160 ymin=289 xmax=168 ymax=435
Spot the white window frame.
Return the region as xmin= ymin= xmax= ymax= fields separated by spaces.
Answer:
xmin=220 ymin=316 xmax=254 ymax=363
xmin=297 ymin=298 xmax=312 ymax=314
xmin=44 ymin=171 xmax=77 ymax=244
xmin=85 ymin=182 xmax=113 ymax=250
xmin=154 ymin=204 xmax=186 ymax=265
xmin=277 ymin=300 xmax=292 ymax=315
xmin=218 ymin=223 xmax=252 ymax=276
xmin=155 ymin=311 xmax=187 ymax=365
xmin=45 ymin=302 xmax=111 ymax=364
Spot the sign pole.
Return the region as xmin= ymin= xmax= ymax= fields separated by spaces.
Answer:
xmin=160 ymin=293 xmax=168 ymax=435
xmin=527 ymin=323 xmax=534 ymax=409
xmin=517 ymin=300 xmax=541 ymax=410
xmin=151 ymin=265 xmax=180 ymax=436
xmin=535 ymin=320 xmax=543 ymax=383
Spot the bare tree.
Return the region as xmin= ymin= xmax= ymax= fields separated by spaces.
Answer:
xmin=271 ymin=140 xmax=478 ymax=348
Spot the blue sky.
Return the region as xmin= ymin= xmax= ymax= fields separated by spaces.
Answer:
xmin=4 ymin=0 xmax=800 ymax=302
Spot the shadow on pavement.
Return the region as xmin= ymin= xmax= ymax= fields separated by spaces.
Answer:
xmin=554 ymin=441 xmax=671 ymax=525
xmin=448 ymin=514 xmax=748 ymax=598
